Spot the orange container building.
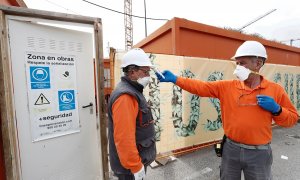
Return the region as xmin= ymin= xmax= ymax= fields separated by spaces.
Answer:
xmin=134 ymin=17 xmax=300 ymax=66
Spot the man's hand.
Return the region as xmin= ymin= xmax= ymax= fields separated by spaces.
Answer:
xmin=134 ymin=166 xmax=145 ymax=180
xmin=257 ymin=95 xmax=280 ymax=114
xmin=156 ymin=70 xmax=177 ymax=83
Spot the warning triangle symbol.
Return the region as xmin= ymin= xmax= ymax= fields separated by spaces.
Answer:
xmin=34 ymin=93 xmax=50 ymax=105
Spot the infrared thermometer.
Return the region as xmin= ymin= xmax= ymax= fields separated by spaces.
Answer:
xmin=153 ymin=67 xmax=165 ymax=79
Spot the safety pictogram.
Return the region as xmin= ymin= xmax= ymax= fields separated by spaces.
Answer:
xmin=34 ymin=93 xmax=50 ymax=105
xmin=30 ymin=66 xmax=50 ymax=89
xmin=58 ymin=90 xmax=75 ymax=111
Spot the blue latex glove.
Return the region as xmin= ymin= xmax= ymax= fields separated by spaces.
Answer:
xmin=256 ymin=95 xmax=280 ymax=114
xmin=156 ymin=70 xmax=177 ymax=83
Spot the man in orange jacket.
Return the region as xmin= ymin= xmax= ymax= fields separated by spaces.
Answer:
xmin=108 ymin=48 xmax=156 ymax=180
xmin=157 ymin=41 xmax=299 ymax=180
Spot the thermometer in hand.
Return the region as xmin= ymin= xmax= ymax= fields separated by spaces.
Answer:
xmin=153 ymin=67 xmax=165 ymax=79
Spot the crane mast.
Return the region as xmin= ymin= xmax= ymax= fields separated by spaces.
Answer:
xmin=124 ymin=0 xmax=133 ymax=50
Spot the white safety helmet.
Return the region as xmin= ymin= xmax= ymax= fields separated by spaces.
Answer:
xmin=121 ymin=48 xmax=153 ymax=68
xmin=232 ymin=41 xmax=267 ymax=60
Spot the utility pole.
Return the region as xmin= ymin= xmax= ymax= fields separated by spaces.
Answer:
xmin=124 ymin=0 xmax=133 ymax=50
xmin=289 ymin=39 xmax=300 ymax=46
xmin=290 ymin=39 xmax=294 ymax=46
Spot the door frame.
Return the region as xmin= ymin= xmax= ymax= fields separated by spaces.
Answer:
xmin=0 ymin=5 xmax=109 ymax=180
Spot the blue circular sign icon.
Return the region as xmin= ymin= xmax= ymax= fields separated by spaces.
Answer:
xmin=60 ymin=92 xmax=74 ymax=104
xmin=32 ymin=68 xmax=48 ymax=81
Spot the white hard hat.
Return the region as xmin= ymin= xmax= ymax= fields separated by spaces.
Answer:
xmin=232 ymin=41 xmax=267 ymax=60
xmin=121 ymin=48 xmax=153 ymax=68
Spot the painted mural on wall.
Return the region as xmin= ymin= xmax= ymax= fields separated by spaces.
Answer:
xmin=265 ymin=65 xmax=300 ymax=111
xmin=171 ymin=69 xmax=201 ymax=137
xmin=273 ymin=72 xmax=300 ymax=109
xmin=205 ymin=71 xmax=223 ymax=131
xmin=114 ymin=52 xmax=300 ymax=153
xmin=148 ymin=54 xmax=163 ymax=141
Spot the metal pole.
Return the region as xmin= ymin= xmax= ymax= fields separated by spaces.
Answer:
xmin=290 ymin=39 xmax=294 ymax=46
xmin=144 ymin=0 xmax=147 ymax=37
xmin=238 ymin=9 xmax=276 ymax=31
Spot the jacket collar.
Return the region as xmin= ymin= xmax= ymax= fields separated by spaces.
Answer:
xmin=236 ymin=76 xmax=267 ymax=90
xmin=121 ymin=76 xmax=144 ymax=93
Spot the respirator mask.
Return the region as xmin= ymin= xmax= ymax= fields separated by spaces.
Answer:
xmin=137 ymin=76 xmax=151 ymax=87
xmin=233 ymin=65 xmax=259 ymax=81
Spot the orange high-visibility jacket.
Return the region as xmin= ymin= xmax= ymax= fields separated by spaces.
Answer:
xmin=112 ymin=94 xmax=143 ymax=173
xmin=176 ymin=77 xmax=298 ymax=145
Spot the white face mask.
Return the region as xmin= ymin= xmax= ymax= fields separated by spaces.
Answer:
xmin=137 ymin=76 xmax=151 ymax=87
xmin=233 ymin=65 xmax=252 ymax=81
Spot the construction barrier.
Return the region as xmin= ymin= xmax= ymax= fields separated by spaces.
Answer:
xmin=114 ymin=52 xmax=300 ymax=154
